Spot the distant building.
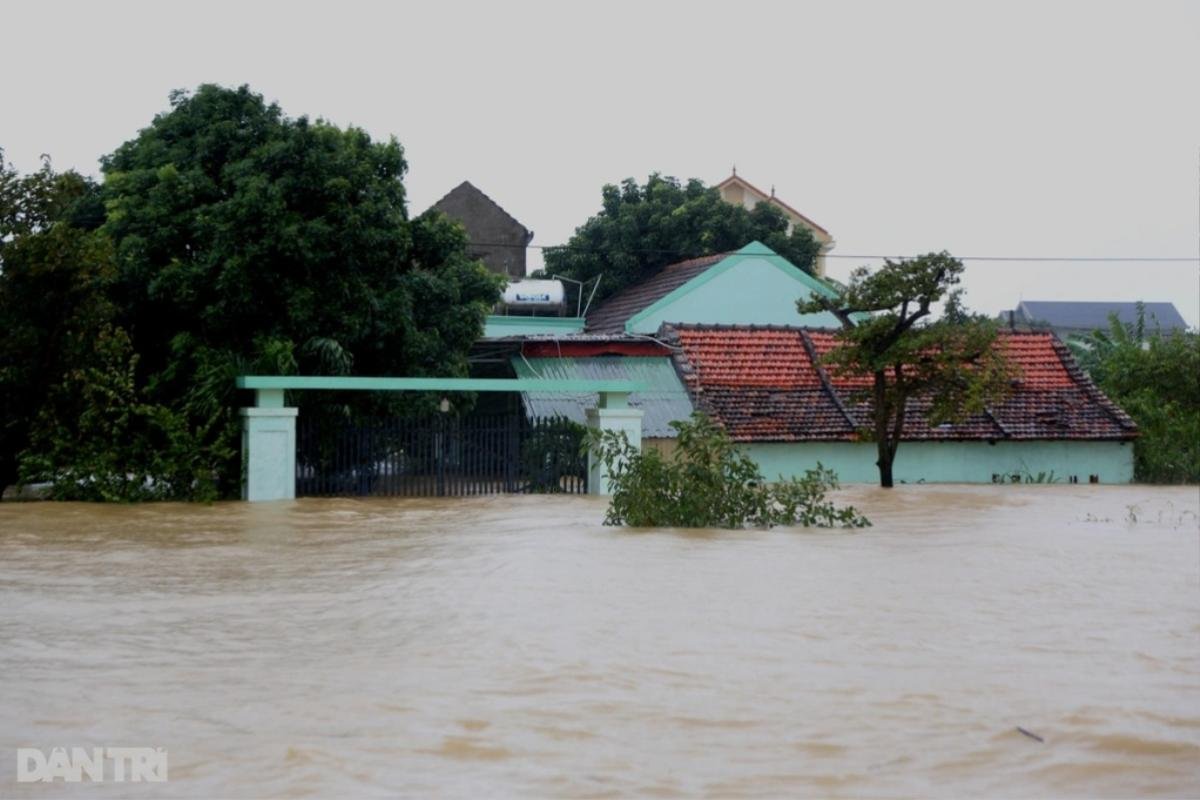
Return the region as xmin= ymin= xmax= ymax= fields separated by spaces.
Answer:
xmin=429 ymin=181 xmax=533 ymax=279
xmin=584 ymin=241 xmax=841 ymax=335
xmin=715 ymin=169 xmax=835 ymax=276
xmin=1004 ymin=301 xmax=1189 ymax=339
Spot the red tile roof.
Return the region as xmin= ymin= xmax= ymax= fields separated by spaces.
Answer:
xmin=584 ymin=253 xmax=730 ymax=334
xmin=665 ymin=324 xmax=1137 ymax=443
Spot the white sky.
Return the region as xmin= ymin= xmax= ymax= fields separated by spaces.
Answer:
xmin=3 ymin=0 xmax=1197 ymax=325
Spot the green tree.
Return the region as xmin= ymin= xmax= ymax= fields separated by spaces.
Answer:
xmin=586 ymin=413 xmax=869 ymax=528
xmin=92 ymin=84 xmax=501 ymax=496
xmin=1070 ymin=309 xmax=1199 ymax=483
xmin=0 ymin=152 xmax=115 ymax=490
xmin=798 ymin=253 xmax=1013 ymax=488
xmin=543 ymin=174 xmax=822 ymax=305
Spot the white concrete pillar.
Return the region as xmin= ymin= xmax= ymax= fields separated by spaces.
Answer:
xmin=240 ymin=407 xmax=299 ymax=502
xmin=586 ymin=392 xmax=643 ymax=495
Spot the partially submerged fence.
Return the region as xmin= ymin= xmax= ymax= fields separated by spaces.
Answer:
xmin=296 ymin=414 xmax=587 ymax=497
xmin=235 ymin=376 xmax=645 ymax=502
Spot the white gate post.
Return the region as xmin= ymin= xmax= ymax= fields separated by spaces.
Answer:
xmin=240 ymin=389 xmax=298 ymax=502
xmin=586 ymin=391 xmax=643 ymax=496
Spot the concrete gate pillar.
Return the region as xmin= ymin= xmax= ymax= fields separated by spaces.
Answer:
xmin=241 ymin=389 xmax=298 ymax=502
xmin=586 ymin=391 xmax=643 ymax=496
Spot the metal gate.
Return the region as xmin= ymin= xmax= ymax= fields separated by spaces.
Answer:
xmin=296 ymin=414 xmax=587 ymax=497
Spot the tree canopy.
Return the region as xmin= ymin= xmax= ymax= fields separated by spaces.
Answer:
xmin=798 ymin=253 xmax=1013 ymax=488
xmin=1 ymin=84 xmax=502 ymax=499
xmin=587 ymin=413 xmax=869 ymax=528
xmin=0 ymin=153 xmax=114 ymax=491
xmin=543 ymin=174 xmax=822 ymax=305
xmin=1070 ymin=308 xmax=1199 ymax=483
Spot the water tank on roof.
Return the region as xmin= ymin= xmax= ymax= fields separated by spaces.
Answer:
xmin=502 ymin=279 xmax=565 ymax=308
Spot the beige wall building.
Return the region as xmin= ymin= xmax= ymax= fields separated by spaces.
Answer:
xmin=715 ymin=170 xmax=834 ymax=277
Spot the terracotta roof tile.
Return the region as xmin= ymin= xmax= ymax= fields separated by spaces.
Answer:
xmin=664 ymin=324 xmax=1137 ymax=443
xmin=584 ymin=253 xmax=730 ymax=334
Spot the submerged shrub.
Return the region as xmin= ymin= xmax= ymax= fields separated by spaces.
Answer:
xmin=585 ymin=413 xmax=870 ymax=529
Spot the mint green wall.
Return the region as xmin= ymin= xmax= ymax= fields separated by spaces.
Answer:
xmin=746 ymin=440 xmax=1134 ymax=484
xmin=628 ymin=256 xmax=840 ymax=333
xmin=483 ymin=316 xmax=585 ymax=338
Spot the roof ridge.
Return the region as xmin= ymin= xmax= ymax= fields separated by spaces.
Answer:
xmin=428 ymin=180 xmax=532 ymax=240
xmin=714 ymin=173 xmax=831 ymax=236
xmin=1048 ymin=335 xmax=1138 ymax=432
xmin=661 ymin=251 xmax=731 ymax=271
xmin=798 ymin=329 xmax=858 ymax=435
xmin=661 ymin=324 xmax=715 ymax=419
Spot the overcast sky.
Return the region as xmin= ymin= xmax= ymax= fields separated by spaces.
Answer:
xmin=4 ymin=0 xmax=1197 ymax=325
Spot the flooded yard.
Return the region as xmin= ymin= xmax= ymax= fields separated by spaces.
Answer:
xmin=1 ymin=485 xmax=1198 ymax=798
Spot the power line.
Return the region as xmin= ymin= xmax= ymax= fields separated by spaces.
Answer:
xmin=460 ymin=239 xmax=1198 ymax=263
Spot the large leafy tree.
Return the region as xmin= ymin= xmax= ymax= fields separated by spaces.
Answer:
xmin=102 ymin=85 xmax=500 ymax=393
xmin=0 ymin=152 xmax=113 ymax=490
xmin=6 ymin=84 xmax=501 ymax=499
xmin=798 ymin=253 xmax=1013 ymax=488
xmin=1070 ymin=309 xmax=1199 ymax=482
xmin=544 ymin=174 xmax=822 ymax=305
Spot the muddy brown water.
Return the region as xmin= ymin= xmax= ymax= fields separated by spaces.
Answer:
xmin=1 ymin=485 xmax=1198 ymax=798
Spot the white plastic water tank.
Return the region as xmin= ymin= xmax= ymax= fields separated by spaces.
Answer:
xmin=502 ymin=279 xmax=565 ymax=308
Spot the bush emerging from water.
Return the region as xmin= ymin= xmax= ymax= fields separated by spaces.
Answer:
xmin=586 ymin=414 xmax=870 ymax=529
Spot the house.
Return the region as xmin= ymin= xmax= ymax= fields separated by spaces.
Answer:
xmin=491 ymin=240 xmax=838 ymax=448
xmin=662 ymin=324 xmax=1137 ymax=483
xmin=1005 ymin=301 xmax=1189 ymax=340
xmin=584 ymin=241 xmax=842 ymax=335
xmin=716 ymin=170 xmax=835 ymax=277
xmin=476 ymin=237 xmax=1140 ymax=483
xmin=429 ymin=181 xmax=534 ymax=278
xmin=510 ymin=338 xmax=693 ymax=455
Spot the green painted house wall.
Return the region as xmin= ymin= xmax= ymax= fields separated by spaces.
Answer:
xmin=626 ymin=242 xmax=841 ymax=333
xmin=746 ymin=440 xmax=1135 ymax=485
xmin=483 ymin=316 xmax=585 ymax=338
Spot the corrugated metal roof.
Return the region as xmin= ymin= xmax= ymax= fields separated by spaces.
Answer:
xmin=1017 ymin=301 xmax=1188 ymax=332
xmin=511 ymin=356 xmax=693 ymax=438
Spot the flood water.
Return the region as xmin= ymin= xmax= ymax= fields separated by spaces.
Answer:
xmin=1 ymin=485 xmax=1198 ymax=798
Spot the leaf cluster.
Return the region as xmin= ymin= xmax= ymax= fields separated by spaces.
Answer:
xmin=542 ymin=174 xmax=822 ymax=305
xmin=1071 ymin=308 xmax=1199 ymax=483
xmin=585 ymin=413 xmax=870 ymax=529
xmin=798 ymin=252 xmax=1013 ymax=430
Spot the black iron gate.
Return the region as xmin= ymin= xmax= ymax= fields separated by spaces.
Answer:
xmin=296 ymin=414 xmax=587 ymax=497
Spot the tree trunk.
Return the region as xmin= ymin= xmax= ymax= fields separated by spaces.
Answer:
xmin=877 ymin=438 xmax=895 ymax=488
xmin=873 ymin=370 xmax=895 ymax=488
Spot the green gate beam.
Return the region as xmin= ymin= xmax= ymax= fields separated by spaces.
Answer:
xmin=237 ymin=375 xmax=644 ymax=394
xmin=234 ymin=375 xmax=645 ymax=501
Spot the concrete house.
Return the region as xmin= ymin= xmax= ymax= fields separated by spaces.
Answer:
xmin=498 ymin=241 xmax=840 ymax=451
xmin=481 ymin=240 xmax=1139 ymax=483
xmin=430 ymin=181 xmax=534 ymax=279
xmin=584 ymin=241 xmax=842 ymax=335
xmin=716 ymin=170 xmax=835 ymax=277
xmin=664 ymin=324 xmax=1138 ymax=483
xmin=1005 ymin=300 xmax=1190 ymax=340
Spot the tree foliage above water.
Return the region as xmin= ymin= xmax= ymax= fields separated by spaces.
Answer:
xmin=586 ymin=413 xmax=870 ymax=529
xmin=542 ymin=174 xmax=823 ymax=305
xmin=798 ymin=253 xmax=1014 ymax=488
xmin=1 ymin=85 xmax=503 ymax=499
xmin=0 ymin=152 xmax=117 ymax=491
xmin=1070 ymin=309 xmax=1199 ymax=483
